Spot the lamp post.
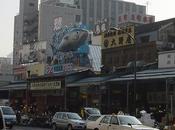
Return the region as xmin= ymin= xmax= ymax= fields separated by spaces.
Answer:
xmin=110 ymin=27 xmax=137 ymax=115
xmin=26 ymin=70 xmax=31 ymax=114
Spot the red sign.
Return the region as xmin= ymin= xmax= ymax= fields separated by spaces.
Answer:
xmin=118 ymin=14 xmax=155 ymax=24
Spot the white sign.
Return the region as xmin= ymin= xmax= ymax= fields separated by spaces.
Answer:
xmin=60 ymin=0 xmax=74 ymax=5
xmin=31 ymin=81 xmax=61 ymax=90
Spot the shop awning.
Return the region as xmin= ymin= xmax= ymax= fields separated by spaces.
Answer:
xmin=0 ymin=83 xmax=27 ymax=90
xmin=109 ymin=68 xmax=175 ymax=82
xmin=67 ymin=75 xmax=115 ymax=87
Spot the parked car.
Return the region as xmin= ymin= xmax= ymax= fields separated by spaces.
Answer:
xmin=0 ymin=108 xmax=6 ymax=130
xmin=81 ymin=107 xmax=101 ymax=120
xmin=86 ymin=114 xmax=159 ymax=130
xmin=86 ymin=115 xmax=101 ymax=123
xmin=52 ymin=112 xmax=86 ymax=130
xmin=0 ymin=106 xmax=16 ymax=129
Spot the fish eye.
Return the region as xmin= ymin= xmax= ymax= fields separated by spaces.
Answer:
xmin=77 ymin=32 xmax=79 ymax=34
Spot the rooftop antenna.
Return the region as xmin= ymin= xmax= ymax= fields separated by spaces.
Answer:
xmin=146 ymin=1 xmax=149 ymax=14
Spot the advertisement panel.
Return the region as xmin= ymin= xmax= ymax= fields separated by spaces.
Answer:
xmin=102 ymin=26 xmax=135 ymax=49
xmin=118 ymin=14 xmax=155 ymax=24
xmin=30 ymin=81 xmax=61 ymax=90
xmin=27 ymin=63 xmax=45 ymax=77
xmin=46 ymin=63 xmax=73 ymax=74
xmin=19 ymin=41 xmax=47 ymax=64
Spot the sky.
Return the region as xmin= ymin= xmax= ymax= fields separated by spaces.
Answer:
xmin=0 ymin=0 xmax=175 ymax=57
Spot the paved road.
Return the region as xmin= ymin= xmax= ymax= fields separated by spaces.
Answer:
xmin=12 ymin=126 xmax=51 ymax=130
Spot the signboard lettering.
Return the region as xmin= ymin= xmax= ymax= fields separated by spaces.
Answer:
xmin=102 ymin=26 xmax=135 ymax=49
xmin=31 ymin=81 xmax=61 ymax=90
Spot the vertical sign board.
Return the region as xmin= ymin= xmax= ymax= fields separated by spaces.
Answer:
xmin=102 ymin=26 xmax=135 ymax=49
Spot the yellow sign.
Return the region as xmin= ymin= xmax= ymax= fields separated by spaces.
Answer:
xmin=30 ymin=81 xmax=61 ymax=90
xmin=102 ymin=26 xmax=135 ymax=49
xmin=27 ymin=63 xmax=45 ymax=76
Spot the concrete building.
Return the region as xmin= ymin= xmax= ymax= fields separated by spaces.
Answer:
xmin=13 ymin=0 xmax=38 ymax=67
xmin=0 ymin=57 xmax=13 ymax=84
xmin=0 ymin=57 xmax=12 ymax=75
xmin=78 ymin=0 xmax=154 ymax=28
xmin=38 ymin=0 xmax=82 ymax=54
xmin=158 ymin=50 xmax=175 ymax=69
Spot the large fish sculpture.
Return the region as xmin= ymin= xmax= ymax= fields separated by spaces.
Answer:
xmin=58 ymin=28 xmax=89 ymax=51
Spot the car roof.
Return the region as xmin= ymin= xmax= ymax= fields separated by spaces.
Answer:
xmin=55 ymin=112 xmax=78 ymax=114
xmin=102 ymin=114 xmax=134 ymax=118
xmin=0 ymin=106 xmax=11 ymax=108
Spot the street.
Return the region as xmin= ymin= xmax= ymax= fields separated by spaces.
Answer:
xmin=12 ymin=126 xmax=51 ymax=130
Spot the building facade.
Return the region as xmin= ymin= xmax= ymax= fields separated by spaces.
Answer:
xmin=159 ymin=50 xmax=175 ymax=68
xmin=78 ymin=0 xmax=154 ymax=28
xmin=38 ymin=0 xmax=82 ymax=49
xmin=13 ymin=0 xmax=38 ymax=78
xmin=0 ymin=57 xmax=13 ymax=83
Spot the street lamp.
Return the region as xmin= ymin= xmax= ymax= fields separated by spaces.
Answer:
xmin=110 ymin=27 xmax=137 ymax=115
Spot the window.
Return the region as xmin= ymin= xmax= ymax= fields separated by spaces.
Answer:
xmin=62 ymin=113 xmax=67 ymax=120
xmin=118 ymin=116 xmax=142 ymax=125
xmin=29 ymin=3 xmax=34 ymax=7
xmin=87 ymin=115 xmax=101 ymax=121
xmin=110 ymin=116 xmax=119 ymax=125
xmin=139 ymin=6 xmax=144 ymax=14
xmin=89 ymin=0 xmax=94 ymax=18
xmin=100 ymin=116 xmax=111 ymax=124
xmin=125 ymin=3 xmax=130 ymax=12
xmin=132 ymin=4 xmax=136 ymax=12
xmin=167 ymin=54 xmax=171 ymax=58
xmin=57 ymin=113 xmax=63 ymax=119
xmin=75 ymin=15 xmax=81 ymax=22
xmin=118 ymin=2 xmax=123 ymax=14
xmin=97 ymin=0 xmax=102 ymax=19
xmin=167 ymin=60 xmax=171 ymax=64
xmin=140 ymin=36 xmax=150 ymax=43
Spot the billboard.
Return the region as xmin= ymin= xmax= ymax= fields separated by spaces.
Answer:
xmin=27 ymin=63 xmax=45 ymax=77
xmin=31 ymin=81 xmax=61 ymax=90
xmin=46 ymin=23 xmax=93 ymax=74
xmin=60 ymin=0 xmax=74 ymax=5
xmin=118 ymin=14 xmax=155 ymax=24
xmin=93 ymin=19 xmax=109 ymax=36
xmin=102 ymin=26 xmax=135 ymax=49
xmin=19 ymin=41 xmax=47 ymax=64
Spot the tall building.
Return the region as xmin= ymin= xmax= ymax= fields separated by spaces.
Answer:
xmin=78 ymin=0 xmax=154 ymax=28
xmin=13 ymin=0 xmax=38 ymax=67
xmin=38 ymin=0 xmax=82 ymax=56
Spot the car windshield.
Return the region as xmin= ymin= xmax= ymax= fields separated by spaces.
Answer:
xmin=67 ymin=113 xmax=82 ymax=120
xmin=118 ymin=116 xmax=142 ymax=125
xmin=87 ymin=115 xmax=101 ymax=121
xmin=86 ymin=109 xmax=101 ymax=115
xmin=1 ymin=107 xmax=15 ymax=115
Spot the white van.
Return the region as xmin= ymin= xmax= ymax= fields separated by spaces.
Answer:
xmin=0 ymin=108 xmax=6 ymax=130
xmin=0 ymin=106 xmax=16 ymax=129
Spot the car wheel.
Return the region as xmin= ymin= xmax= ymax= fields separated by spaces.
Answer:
xmin=9 ymin=125 xmax=13 ymax=129
xmin=52 ymin=124 xmax=57 ymax=130
xmin=94 ymin=128 xmax=99 ymax=130
xmin=67 ymin=125 xmax=72 ymax=130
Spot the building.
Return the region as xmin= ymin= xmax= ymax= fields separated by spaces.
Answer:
xmin=13 ymin=0 xmax=38 ymax=74
xmin=158 ymin=50 xmax=175 ymax=69
xmin=101 ymin=18 xmax=175 ymax=72
xmin=38 ymin=0 xmax=82 ymax=49
xmin=136 ymin=18 xmax=175 ymax=49
xmin=78 ymin=0 xmax=154 ymax=28
xmin=0 ymin=57 xmax=13 ymax=87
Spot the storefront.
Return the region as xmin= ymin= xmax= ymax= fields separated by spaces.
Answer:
xmin=29 ymin=76 xmax=65 ymax=114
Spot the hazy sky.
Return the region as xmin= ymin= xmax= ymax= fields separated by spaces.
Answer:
xmin=0 ymin=0 xmax=174 ymax=57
